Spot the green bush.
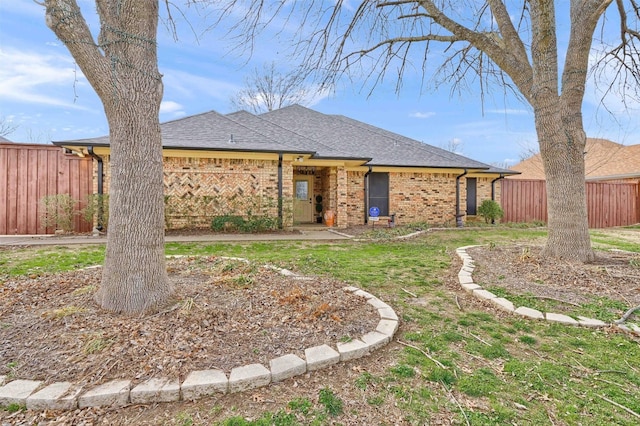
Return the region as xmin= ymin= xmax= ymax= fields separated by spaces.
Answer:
xmin=477 ymin=199 xmax=504 ymax=224
xmin=210 ymin=215 xmax=278 ymax=233
xmin=81 ymin=194 xmax=109 ymax=230
xmin=211 ymin=215 xmax=245 ymax=232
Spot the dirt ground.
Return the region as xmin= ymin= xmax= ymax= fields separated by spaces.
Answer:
xmin=0 ymin=256 xmax=379 ymax=387
xmin=1 ymin=229 xmax=639 ymax=425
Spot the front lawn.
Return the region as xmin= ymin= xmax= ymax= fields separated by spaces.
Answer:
xmin=1 ymin=227 xmax=638 ymax=425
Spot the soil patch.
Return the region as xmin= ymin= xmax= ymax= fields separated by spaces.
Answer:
xmin=468 ymin=245 xmax=640 ymax=314
xmin=0 ymin=256 xmax=378 ymax=387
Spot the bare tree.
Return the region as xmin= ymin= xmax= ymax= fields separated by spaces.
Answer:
xmin=221 ymin=0 xmax=640 ymax=262
xmin=439 ymin=138 xmax=464 ymax=155
xmin=44 ymin=0 xmax=171 ymax=313
xmin=230 ymin=62 xmax=313 ymax=113
xmin=0 ymin=116 xmax=17 ymax=138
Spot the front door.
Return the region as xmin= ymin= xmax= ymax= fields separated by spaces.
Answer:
xmin=293 ymin=176 xmax=314 ymax=223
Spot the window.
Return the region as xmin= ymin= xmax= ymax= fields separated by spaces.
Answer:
xmin=466 ymin=178 xmax=477 ymax=215
xmin=369 ymin=172 xmax=389 ymax=216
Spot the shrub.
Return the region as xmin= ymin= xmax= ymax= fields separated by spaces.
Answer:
xmin=39 ymin=194 xmax=78 ymax=232
xmin=477 ymin=199 xmax=504 ymax=224
xmin=211 ymin=215 xmax=245 ymax=232
xmin=81 ymin=194 xmax=109 ymax=230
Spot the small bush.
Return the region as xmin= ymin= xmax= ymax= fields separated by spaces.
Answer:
xmin=210 ymin=214 xmax=278 ymax=233
xmin=40 ymin=194 xmax=78 ymax=232
xmin=477 ymin=199 xmax=504 ymax=224
xmin=211 ymin=215 xmax=245 ymax=232
xmin=81 ymin=194 xmax=109 ymax=230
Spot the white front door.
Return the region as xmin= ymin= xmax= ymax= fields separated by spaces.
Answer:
xmin=293 ymin=176 xmax=314 ymax=223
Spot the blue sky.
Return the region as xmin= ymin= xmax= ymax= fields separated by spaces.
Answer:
xmin=1 ymin=1 xmax=638 ymax=166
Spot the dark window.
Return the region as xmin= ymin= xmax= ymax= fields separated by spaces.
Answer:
xmin=466 ymin=178 xmax=477 ymax=215
xmin=369 ymin=172 xmax=389 ymax=216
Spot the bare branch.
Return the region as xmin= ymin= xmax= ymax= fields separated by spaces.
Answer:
xmin=0 ymin=116 xmax=18 ymax=138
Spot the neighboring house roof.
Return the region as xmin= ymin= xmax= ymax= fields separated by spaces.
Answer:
xmin=509 ymin=138 xmax=640 ymax=180
xmin=0 ymin=135 xmax=12 ymax=143
xmin=54 ymin=104 xmax=518 ymax=173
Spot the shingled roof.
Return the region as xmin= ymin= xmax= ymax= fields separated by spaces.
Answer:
xmin=54 ymin=104 xmax=517 ymax=173
xmin=260 ymin=105 xmax=492 ymax=170
xmin=509 ymin=138 xmax=640 ymax=180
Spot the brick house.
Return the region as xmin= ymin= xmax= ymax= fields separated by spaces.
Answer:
xmin=54 ymin=105 xmax=516 ymax=229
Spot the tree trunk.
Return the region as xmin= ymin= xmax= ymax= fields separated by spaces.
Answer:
xmin=45 ymin=0 xmax=172 ymax=313
xmin=95 ymin=95 xmax=172 ymax=313
xmin=534 ymin=101 xmax=596 ymax=263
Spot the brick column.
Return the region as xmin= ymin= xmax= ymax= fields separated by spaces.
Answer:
xmin=336 ymin=167 xmax=348 ymax=228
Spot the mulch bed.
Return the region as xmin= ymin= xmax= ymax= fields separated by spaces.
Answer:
xmin=0 ymin=256 xmax=378 ymax=388
xmin=468 ymin=245 xmax=640 ymax=314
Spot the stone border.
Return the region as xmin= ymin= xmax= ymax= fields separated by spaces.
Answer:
xmin=455 ymin=245 xmax=640 ymax=335
xmin=0 ymin=258 xmax=398 ymax=411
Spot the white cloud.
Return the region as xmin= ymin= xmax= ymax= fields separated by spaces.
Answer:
xmin=160 ymin=100 xmax=185 ymax=115
xmin=0 ymin=48 xmax=89 ymax=109
xmin=409 ymin=111 xmax=436 ymax=119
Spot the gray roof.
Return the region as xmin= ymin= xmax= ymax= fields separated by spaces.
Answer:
xmin=54 ymin=104 xmax=518 ymax=173
xmin=0 ymin=135 xmax=12 ymax=143
xmin=226 ymin=110 xmax=364 ymax=160
xmin=260 ymin=105 xmax=490 ymax=169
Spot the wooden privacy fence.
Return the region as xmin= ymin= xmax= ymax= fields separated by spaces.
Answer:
xmin=0 ymin=143 xmax=93 ymax=235
xmin=501 ymin=179 xmax=640 ymax=228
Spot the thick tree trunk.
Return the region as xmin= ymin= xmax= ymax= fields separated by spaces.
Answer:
xmin=95 ymin=95 xmax=172 ymax=313
xmin=45 ymin=0 xmax=172 ymax=313
xmin=534 ymin=101 xmax=596 ymax=263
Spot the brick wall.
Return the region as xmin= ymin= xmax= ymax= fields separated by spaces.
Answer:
xmin=389 ymin=172 xmax=460 ymax=226
xmin=95 ymin=154 xmax=498 ymax=230
xmin=346 ymin=170 xmax=470 ymax=227
xmin=163 ymin=157 xmax=281 ymax=229
xmin=346 ymin=171 xmax=366 ymax=227
xmin=98 ymin=156 xmax=286 ymax=230
xmin=473 ymin=177 xmax=500 ymax=205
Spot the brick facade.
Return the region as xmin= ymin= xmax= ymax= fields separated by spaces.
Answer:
xmin=94 ymin=155 xmax=501 ymax=230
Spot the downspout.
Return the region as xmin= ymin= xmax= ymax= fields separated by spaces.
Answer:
xmin=490 ymin=173 xmax=505 ymax=225
xmin=277 ymin=153 xmax=283 ymax=229
xmin=491 ymin=174 xmax=505 ymax=201
xmin=364 ymin=165 xmax=373 ymax=224
xmin=455 ymin=169 xmax=468 ymax=228
xmin=87 ymin=146 xmax=104 ymax=231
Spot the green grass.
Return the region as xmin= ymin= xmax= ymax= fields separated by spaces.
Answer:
xmin=486 ymin=286 xmax=629 ymax=322
xmin=2 ymin=227 xmax=640 ymax=425
xmin=0 ymin=246 xmax=104 ymax=278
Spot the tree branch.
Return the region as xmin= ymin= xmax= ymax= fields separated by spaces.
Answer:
xmin=44 ymin=0 xmax=111 ymax=96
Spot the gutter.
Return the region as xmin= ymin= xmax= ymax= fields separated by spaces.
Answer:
xmin=491 ymin=174 xmax=505 ymax=201
xmin=277 ymin=153 xmax=283 ymax=229
xmin=455 ymin=169 xmax=468 ymax=228
xmin=364 ymin=165 xmax=373 ymax=224
xmin=87 ymin=146 xmax=105 ymax=231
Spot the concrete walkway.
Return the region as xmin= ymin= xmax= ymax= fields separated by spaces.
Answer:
xmin=0 ymin=229 xmax=352 ymax=247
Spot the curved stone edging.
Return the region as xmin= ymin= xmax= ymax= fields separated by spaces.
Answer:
xmin=456 ymin=245 xmax=640 ymax=336
xmin=0 ymin=258 xmax=398 ymax=411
